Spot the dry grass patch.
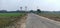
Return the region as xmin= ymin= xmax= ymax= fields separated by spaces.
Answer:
xmin=39 ymin=13 xmax=60 ymax=22
xmin=0 ymin=13 xmax=26 ymax=28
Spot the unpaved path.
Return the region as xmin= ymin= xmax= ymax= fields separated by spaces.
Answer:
xmin=14 ymin=16 xmax=26 ymax=28
xmin=25 ymin=13 xmax=60 ymax=28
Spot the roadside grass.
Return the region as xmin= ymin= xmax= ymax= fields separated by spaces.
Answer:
xmin=0 ymin=13 xmax=26 ymax=28
xmin=38 ymin=13 xmax=60 ymax=22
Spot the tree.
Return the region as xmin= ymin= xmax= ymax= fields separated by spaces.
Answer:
xmin=16 ymin=10 xmax=20 ymax=13
xmin=25 ymin=6 xmax=27 ymax=10
xmin=30 ymin=10 xmax=33 ymax=13
xmin=0 ymin=10 xmax=7 ymax=13
xmin=20 ymin=7 xmax=22 ymax=11
xmin=37 ymin=9 xmax=41 ymax=13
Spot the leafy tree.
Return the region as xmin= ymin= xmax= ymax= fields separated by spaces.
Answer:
xmin=37 ymin=9 xmax=41 ymax=13
xmin=16 ymin=10 xmax=20 ymax=12
xmin=0 ymin=10 xmax=7 ymax=13
xmin=30 ymin=10 xmax=33 ymax=12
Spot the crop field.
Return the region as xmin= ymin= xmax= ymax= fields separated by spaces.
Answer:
xmin=38 ymin=13 xmax=60 ymax=22
xmin=0 ymin=13 xmax=26 ymax=28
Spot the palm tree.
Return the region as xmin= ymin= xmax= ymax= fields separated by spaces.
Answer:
xmin=20 ymin=7 xmax=22 ymax=11
xmin=25 ymin=6 xmax=27 ymax=11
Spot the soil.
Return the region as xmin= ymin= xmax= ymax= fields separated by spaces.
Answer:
xmin=6 ymin=16 xmax=27 ymax=28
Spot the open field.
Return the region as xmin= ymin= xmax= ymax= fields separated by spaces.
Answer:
xmin=38 ymin=13 xmax=60 ymax=22
xmin=0 ymin=13 xmax=26 ymax=28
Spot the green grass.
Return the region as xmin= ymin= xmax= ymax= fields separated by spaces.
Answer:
xmin=0 ymin=13 xmax=23 ymax=16
xmin=0 ymin=13 xmax=26 ymax=28
xmin=38 ymin=13 xmax=60 ymax=21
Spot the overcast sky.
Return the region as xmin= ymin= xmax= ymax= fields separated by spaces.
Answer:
xmin=0 ymin=0 xmax=60 ymax=11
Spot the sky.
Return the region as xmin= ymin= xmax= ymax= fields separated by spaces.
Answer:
xmin=0 ymin=0 xmax=60 ymax=11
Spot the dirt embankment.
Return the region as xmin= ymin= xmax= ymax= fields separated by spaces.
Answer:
xmin=6 ymin=15 xmax=27 ymax=28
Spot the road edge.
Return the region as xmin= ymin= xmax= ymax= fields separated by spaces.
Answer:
xmin=34 ymin=14 xmax=60 ymax=25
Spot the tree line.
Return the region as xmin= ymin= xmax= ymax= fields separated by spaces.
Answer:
xmin=0 ymin=9 xmax=41 ymax=13
xmin=0 ymin=10 xmax=25 ymax=13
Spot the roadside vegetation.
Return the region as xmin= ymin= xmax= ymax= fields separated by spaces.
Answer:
xmin=0 ymin=13 xmax=26 ymax=28
xmin=31 ymin=8 xmax=60 ymax=22
xmin=38 ymin=12 xmax=60 ymax=22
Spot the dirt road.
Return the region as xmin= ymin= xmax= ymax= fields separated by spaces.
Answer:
xmin=25 ymin=13 xmax=60 ymax=28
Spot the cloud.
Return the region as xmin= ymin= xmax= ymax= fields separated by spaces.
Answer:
xmin=0 ymin=0 xmax=60 ymax=11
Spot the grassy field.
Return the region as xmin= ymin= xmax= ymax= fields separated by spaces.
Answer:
xmin=0 ymin=13 xmax=26 ymax=28
xmin=38 ymin=13 xmax=60 ymax=22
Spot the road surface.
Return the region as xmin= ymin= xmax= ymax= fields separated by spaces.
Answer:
xmin=25 ymin=13 xmax=60 ymax=28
